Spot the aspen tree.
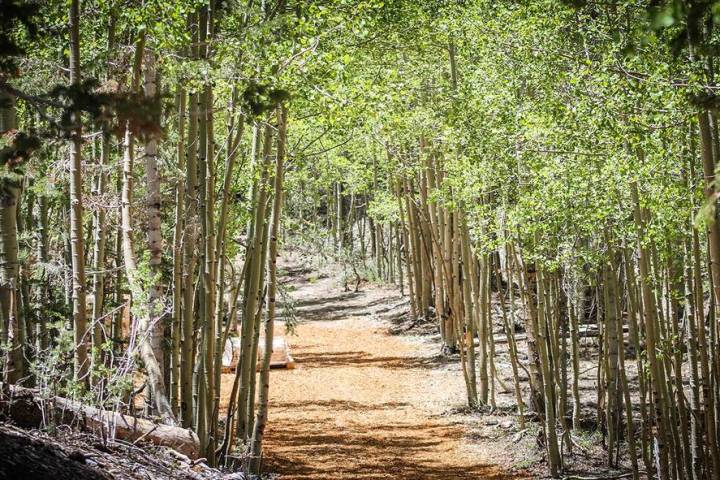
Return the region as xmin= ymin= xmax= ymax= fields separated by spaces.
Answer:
xmin=602 ymin=242 xmax=619 ymax=467
xmin=249 ymin=103 xmax=286 ymax=475
xmin=496 ymin=243 xmax=525 ymax=427
xmin=15 ymin=2 xmax=720 ymax=477
xmin=396 ymin=178 xmax=417 ymax=320
xmin=536 ymin=261 xmax=562 ymax=476
xmin=236 ymin=123 xmax=273 ymax=441
xmin=0 ymin=92 xmax=23 ymax=383
xmin=90 ymin=15 xmax=115 ymax=373
xmin=512 ymin=244 xmax=545 ymax=414
xmin=404 ymin=178 xmax=424 ymax=320
xmin=143 ymin=49 xmax=165 ymax=393
xmin=459 ymin=214 xmax=477 ymax=405
xmin=170 ymin=89 xmax=185 ymax=416
xmin=425 ymin=151 xmax=450 ymax=349
xmin=194 ymin=5 xmax=211 ymax=450
xmin=34 ymin=193 xmax=50 ymax=353
xmin=180 ymin=14 xmax=200 ymax=426
xmin=246 ymin=207 xmax=271 ymax=434
xmin=68 ymin=0 xmax=89 ymax=383
xmin=623 ymin=246 xmax=653 ymax=474
xmin=477 ymin=254 xmax=491 ymax=405
xmin=632 ymin=180 xmax=669 ymax=479
xmin=689 ymin=154 xmax=720 ymax=476
xmin=211 ymin=87 xmax=244 ymax=450
xmin=120 ymin=32 xmax=174 ymax=425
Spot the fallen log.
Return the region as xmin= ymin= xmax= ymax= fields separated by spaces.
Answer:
xmin=0 ymin=383 xmax=200 ymax=459
xmin=491 ymin=325 xmax=632 ymax=344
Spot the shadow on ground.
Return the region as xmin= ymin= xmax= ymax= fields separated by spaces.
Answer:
xmin=283 ymin=292 xmax=405 ymax=322
xmin=292 ymin=350 xmax=450 ymax=370
xmin=262 ymin=261 xmax=522 ymax=480
xmin=263 ymin=406 xmax=518 ymax=480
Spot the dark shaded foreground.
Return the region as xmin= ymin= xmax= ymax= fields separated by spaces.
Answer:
xmin=0 ymin=425 xmax=110 ymax=480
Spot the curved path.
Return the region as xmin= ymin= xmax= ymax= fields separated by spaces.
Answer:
xmin=258 ymin=264 xmax=520 ymax=480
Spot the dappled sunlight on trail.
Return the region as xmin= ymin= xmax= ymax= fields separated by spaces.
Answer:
xmin=235 ymin=265 xmax=525 ymax=480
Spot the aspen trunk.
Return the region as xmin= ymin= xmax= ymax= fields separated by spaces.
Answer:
xmin=631 ymin=180 xmax=669 ymax=480
xmin=335 ymin=182 xmax=343 ymax=251
xmin=90 ymin=15 xmax=116 ymax=381
xmin=194 ymin=6 xmax=214 ymax=448
xmin=396 ymin=220 xmax=404 ymax=295
xmin=143 ymin=50 xmax=165 ymax=396
xmin=623 ymin=246 xmax=653 ymax=474
xmin=180 ymin=84 xmax=199 ymax=428
xmin=459 ymin=216 xmax=477 ymax=406
xmin=511 ymin=244 xmax=545 ymax=414
xmin=602 ymin=248 xmax=619 ymax=467
xmin=699 ymin=112 xmax=720 ymax=478
xmin=568 ymin=286 xmax=582 ymax=434
xmin=425 ymin=151 xmax=449 ymax=348
xmin=476 ymin=255 xmax=490 ymax=405
xmin=700 ymin=111 xmax=720 ymax=350
xmin=396 ymin=179 xmax=417 ymax=319
xmin=170 ymin=89 xmax=186 ymax=416
xmin=211 ymin=88 xmax=244 ymax=456
xmin=496 ymin=244 xmax=525 ymax=427
xmin=249 ymin=103 xmax=286 ymax=474
xmin=690 ymin=151 xmax=720 ymax=476
xmin=68 ymin=0 xmax=89 ymax=383
xmin=236 ymin=123 xmax=272 ymax=441
xmin=0 ymin=93 xmax=23 ymax=384
xmin=612 ymin=251 xmax=639 ymax=480
xmin=90 ymin=131 xmax=109 ymax=372
xmin=246 ymin=209 xmax=271 ymax=435
xmin=536 ymin=263 xmax=561 ymax=476
xmin=120 ymin=33 xmax=174 ymax=425
xmin=34 ymin=195 xmax=50 ymax=353
xmin=404 ymin=179 xmax=423 ymax=321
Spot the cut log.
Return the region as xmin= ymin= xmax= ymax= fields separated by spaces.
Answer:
xmin=267 ymin=336 xmax=296 ymax=370
xmin=0 ymin=383 xmax=200 ymax=459
xmin=221 ymin=336 xmax=295 ymax=372
xmin=222 ymin=336 xmax=242 ymax=370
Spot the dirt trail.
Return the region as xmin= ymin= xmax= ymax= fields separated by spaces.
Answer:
xmin=252 ymin=261 xmax=524 ymax=480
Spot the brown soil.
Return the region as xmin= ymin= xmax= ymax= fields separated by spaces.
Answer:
xmin=228 ymin=257 xmax=530 ymax=480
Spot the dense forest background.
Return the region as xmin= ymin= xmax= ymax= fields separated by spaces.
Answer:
xmin=2 ymin=0 xmax=720 ymax=478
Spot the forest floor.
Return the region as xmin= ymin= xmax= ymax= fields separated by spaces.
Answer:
xmin=0 ymin=251 xmax=618 ymax=479
xmin=236 ymin=252 xmax=532 ymax=480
